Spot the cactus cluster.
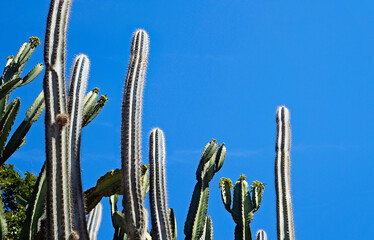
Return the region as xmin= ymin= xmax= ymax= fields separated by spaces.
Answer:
xmin=0 ymin=0 xmax=298 ymax=240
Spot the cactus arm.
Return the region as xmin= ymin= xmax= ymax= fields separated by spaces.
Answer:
xmin=20 ymin=164 xmax=47 ymax=240
xmin=65 ymin=54 xmax=89 ymax=239
xmin=121 ymin=29 xmax=149 ymax=239
xmin=149 ymin=128 xmax=172 ymax=240
xmin=84 ymin=169 xmax=122 ymax=214
xmin=256 ymin=229 xmax=267 ymax=240
xmin=0 ymin=78 xmax=23 ymax=100
xmin=184 ymin=140 xmax=226 ymax=240
xmin=87 ymin=202 xmax=103 ymax=240
xmin=0 ymin=98 xmax=20 ymax=158
xmin=219 ymin=177 xmax=232 ymax=212
xmin=0 ymin=194 xmax=7 ymax=239
xmin=82 ymin=95 xmax=107 ymax=127
xmin=21 ymin=63 xmax=44 ymax=86
xmin=109 ymin=195 xmax=128 ymax=240
xmin=275 ymin=106 xmax=295 ymax=240
xmin=0 ymin=91 xmax=45 ymax=164
xmin=168 ymin=208 xmax=177 ymax=240
xmin=82 ymin=87 xmax=99 ymax=113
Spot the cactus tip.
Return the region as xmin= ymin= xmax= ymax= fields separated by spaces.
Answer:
xmin=219 ymin=177 xmax=233 ymax=189
xmin=29 ymin=36 xmax=40 ymax=47
xmin=93 ymin=87 xmax=100 ymax=93
xmin=239 ymin=174 xmax=246 ymax=181
xmin=6 ymin=55 xmax=14 ymax=60
xmin=251 ymin=180 xmax=265 ymax=190
xmin=99 ymin=95 xmax=108 ymax=102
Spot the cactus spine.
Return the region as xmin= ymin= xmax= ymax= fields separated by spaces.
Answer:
xmin=256 ymin=229 xmax=267 ymax=240
xmin=149 ymin=128 xmax=172 ymax=240
xmin=121 ymin=29 xmax=149 ymax=239
xmin=275 ymin=106 xmax=295 ymax=240
xmin=87 ymin=203 xmax=103 ymax=240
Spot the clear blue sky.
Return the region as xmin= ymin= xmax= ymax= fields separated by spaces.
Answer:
xmin=1 ymin=1 xmax=373 ymax=239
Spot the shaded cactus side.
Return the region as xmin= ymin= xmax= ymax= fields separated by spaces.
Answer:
xmin=87 ymin=202 xmax=103 ymax=240
xmin=184 ymin=140 xmax=226 ymax=240
xmin=149 ymin=128 xmax=172 ymax=240
xmin=120 ymin=29 xmax=149 ymax=240
xmin=219 ymin=176 xmax=264 ymax=240
xmin=275 ymin=106 xmax=295 ymax=240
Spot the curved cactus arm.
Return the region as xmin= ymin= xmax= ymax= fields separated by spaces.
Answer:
xmin=0 ymin=98 xmax=20 ymax=159
xmin=84 ymin=169 xmax=122 ymax=214
xmin=121 ymin=29 xmax=149 ymax=239
xmin=0 ymin=91 xmax=45 ymax=164
xmin=82 ymin=87 xmax=108 ymax=127
xmin=20 ymin=63 xmax=44 ymax=87
xmin=184 ymin=140 xmax=226 ymax=240
xmin=83 ymin=87 xmax=99 ymax=113
xmin=20 ymin=163 xmax=47 ymax=240
xmin=0 ymin=78 xmax=23 ymax=100
xmin=0 ymin=194 xmax=7 ymax=240
xmin=149 ymin=128 xmax=172 ymax=240
xmin=66 ymin=54 xmax=89 ymax=238
xmin=87 ymin=202 xmax=103 ymax=240
xmin=256 ymin=229 xmax=267 ymax=240
xmin=168 ymin=208 xmax=177 ymax=240
xmin=275 ymin=106 xmax=295 ymax=240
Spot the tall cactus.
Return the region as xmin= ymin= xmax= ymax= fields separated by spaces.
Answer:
xmin=120 ymin=29 xmax=149 ymax=239
xmin=275 ymin=106 xmax=295 ymax=240
xmin=87 ymin=203 xmax=103 ymax=240
xmin=219 ymin=176 xmax=264 ymax=240
xmin=256 ymin=229 xmax=267 ymax=240
xmin=43 ymin=1 xmax=91 ymax=236
xmin=184 ymin=139 xmax=226 ymax=240
xmin=149 ymin=128 xmax=172 ymax=240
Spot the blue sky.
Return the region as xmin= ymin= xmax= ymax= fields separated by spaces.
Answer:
xmin=1 ymin=0 xmax=374 ymax=239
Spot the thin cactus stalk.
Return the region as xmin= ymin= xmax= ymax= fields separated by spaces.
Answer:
xmin=0 ymin=193 xmax=6 ymax=239
xmin=87 ymin=203 xmax=103 ymax=240
xmin=120 ymin=29 xmax=149 ymax=239
xmin=167 ymin=208 xmax=177 ymax=240
xmin=275 ymin=106 xmax=295 ymax=240
xmin=256 ymin=229 xmax=267 ymax=240
xmin=149 ymin=128 xmax=172 ymax=240
xmin=184 ymin=140 xmax=226 ymax=240
xmin=200 ymin=216 xmax=213 ymax=240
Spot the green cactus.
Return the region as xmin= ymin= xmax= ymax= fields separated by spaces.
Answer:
xmin=200 ymin=216 xmax=213 ymax=240
xmin=120 ymin=29 xmax=149 ymax=240
xmin=149 ymin=128 xmax=172 ymax=240
xmin=168 ymin=208 xmax=177 ymax=240
xmin=87 ymin=202 xmax=103 ymax=240
xmin=219 ymin=176 xmax=265 ymax=240
xmin=0 ymin=194 xmax=6 ymax=239
xmin=184 ymin=140 xmax=226 ymax=240
xmin=275 ymin=106 xmax=295 ymax=240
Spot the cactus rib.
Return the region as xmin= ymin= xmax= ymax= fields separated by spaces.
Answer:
xmin=275 ymin=106 xmax=295 ymax=240
xmin=87 ymin=203 xmax=103 ymax=240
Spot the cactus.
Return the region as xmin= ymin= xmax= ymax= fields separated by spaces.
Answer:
xmin=275 ymin=106 xmax=295 ymax=240
xmin=0 ymin=194 xmax=6 ymax=239
xmin=219 ymin=176 xmax=265 ymax=240
xmin=110 ymin=194 xmax=128 ymax=240
xmin=149 ymin=128 xmax=172 ymax=240
xmin=168 ymin=208 xmax=177 ymax=240
xmin=200 ymin=216 xmax=213 ymax=240
xmin=87 ymin=202 xmax=103 ymax=240
xmin=184 ymin=139 xmax=226 ymax=240
xmin=120 ymin=29 xmax=149 ymax=239
xmin=256 ymin=229 xmax=267 ymax=240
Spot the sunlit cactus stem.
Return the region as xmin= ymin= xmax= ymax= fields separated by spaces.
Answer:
xmin=275 ymin=106 xmax=295 ymax=240
xmin=87 ymin=203 xmax=103 ymax=240
xmin=256 ymin=229 xmax=267 ymax=240
xmin=149 ymin=128 xmax=172 ymax=240
xmin=121 ymin=29 xmax=149 ymax=239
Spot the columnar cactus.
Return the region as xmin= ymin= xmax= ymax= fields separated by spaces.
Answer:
xmin=275 ymin=106 xmax=295 ymax=240
xmin=149 ymin=128 xmax=172 ymax=240
xmin=87 ymin=202 xmax=103 ymax=240
xmin=219 ymin=176 xmax=265 ymax=240
xmin=184 ymin=139 xmax=226 ymax=240
xmin=120 ymin=29 xmax=149 ymax=239
xmin=256 ymin=229 xmax=267 ymax=240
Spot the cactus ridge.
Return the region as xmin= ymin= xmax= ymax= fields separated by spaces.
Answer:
xmin=121 ymin=29 xmax=149 ymax=239
xmin=149 ymin=128 xmax=172 ymax=240
xmin=275 ymin=106 xmax=295 ymax=240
